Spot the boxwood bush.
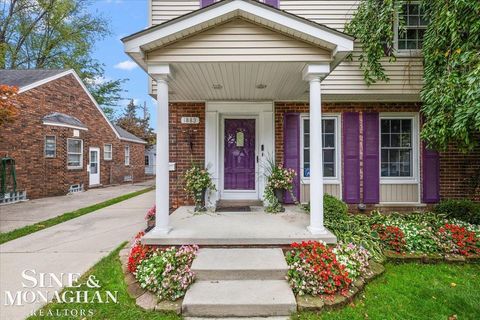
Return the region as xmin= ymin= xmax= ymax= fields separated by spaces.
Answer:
xmin=434 ymin=199 xmax=480 ymax=225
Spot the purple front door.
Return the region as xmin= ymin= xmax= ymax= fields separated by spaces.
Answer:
xmin=224 ymin=119 xmax=256 ymax=190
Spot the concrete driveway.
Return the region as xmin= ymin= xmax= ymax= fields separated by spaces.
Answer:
xmin=0 ymin=190 xmax=154 ymax=320
xmin=0 ymin=180 xmax=154 ymax=233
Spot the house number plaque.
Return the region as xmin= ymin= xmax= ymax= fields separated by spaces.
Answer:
xmin=181 ymin=117 xmax=200 ymax=124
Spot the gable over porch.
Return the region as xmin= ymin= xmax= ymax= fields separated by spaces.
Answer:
xmin=122 ymin=0 xmax=354 ymax=241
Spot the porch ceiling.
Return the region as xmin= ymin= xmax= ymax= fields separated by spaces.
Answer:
xmin=153 ymin=62 xmax=309 ymax=101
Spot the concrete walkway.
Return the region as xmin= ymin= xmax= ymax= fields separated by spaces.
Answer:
xmin=0 ymin=180 xmax=154 ymax=233
xmin=0 ymin=191 xmax=154 ymax=320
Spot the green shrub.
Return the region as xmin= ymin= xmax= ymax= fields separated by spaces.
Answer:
xmin=434 ymin=199 xmax=480 ymax=225
xmin=304 ymin=195 xmax=383 ymax=261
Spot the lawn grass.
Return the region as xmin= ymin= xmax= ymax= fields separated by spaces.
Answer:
xmin=0 ymin=186 xmax=153 ymax=245
xmin=294 ymin=262 xmax=480 ymax=320
xmin=28 ymin=243 xmax=181 ymax=320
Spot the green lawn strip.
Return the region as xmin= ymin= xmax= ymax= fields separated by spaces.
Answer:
xmin=28 ymin=243 xmax=180 ymax=320
xmin=294 ymin=262 xmax=480 ymax=320
xmin=0 ymin=186 xmax=153 ymax=245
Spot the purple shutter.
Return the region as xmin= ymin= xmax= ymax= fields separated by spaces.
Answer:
xmin=342 ymin=112 xmax=360 ymax=203
xmin=422 ymin=142 xmax=440 ymax=203
xmin=363 ymin=113 xmax=380 ymax=203
xmin=283 ymin=113 xmax=300 ymax=204
xmin=264 ymin=0 xmax=279 ymax=8
xmin=200 ymin=0 xmax=215 ymax=8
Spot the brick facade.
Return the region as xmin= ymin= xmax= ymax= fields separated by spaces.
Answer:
xmin=165 ymin=100 xmax=479 ymax=209
xmin=0 ymin=74 xmax=146 ymax=199
xmin=169 ymin=102 xmax=206 ymax=208
xmin=439 ymin=143 xmax=480 ymax=202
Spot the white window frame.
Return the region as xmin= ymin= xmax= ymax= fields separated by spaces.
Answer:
xmin=67 ymin=138 xmax=83 ymax=170
xmin=300 ymin=114 xmax=342 ymax=184
xmin=379 ymin=113 xmax=419 ymax=184
xmin=44 ymin=135 xmax=56 ymax=158
xmin=394 ymin=1 xmax=427 ymax=57
xmin=104 ymin=143 xmax=113 ymax=161
xmin=125 ymin=145 xmax=130 ymax=166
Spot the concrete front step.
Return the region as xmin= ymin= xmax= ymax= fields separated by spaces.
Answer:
xmin=182 ymin=280 xmax=296 ymax=317
xmin=192 ymin=248 xmax=288 ymax=280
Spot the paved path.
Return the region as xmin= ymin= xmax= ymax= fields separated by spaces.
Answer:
xmin=0 ymin=180 xmax=154 ymax=233
xmin=0 ymin=191 xmax=154 ymax=320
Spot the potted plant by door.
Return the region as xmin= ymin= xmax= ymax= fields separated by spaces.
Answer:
xmin=184 ymin=164 xmax=216 ymax=212
xmin=264 ymin=160 xmax=296 ymax=213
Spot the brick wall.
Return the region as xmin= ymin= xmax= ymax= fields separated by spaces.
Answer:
xmin=439 ymin=143 xmax=480 ymax=201
xmin=169 ymin=102 xmax=206 ymax=208
xmin=0 ymin=74 xmax=146 ymax=199
xmin=274 ymin=101 xmax=480 ymax=205
xmin=133 ymin=99 xmax=478 ymax=209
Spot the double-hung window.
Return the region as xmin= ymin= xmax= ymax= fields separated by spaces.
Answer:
xmin=396 ymin=2 xmax=428 ymax=52
xmin=380 ymin=116 xmax=418 ymax=180
xmin=301 ymin=116 xmax=339 ymax=180
xmin=67 ymin=138 xmax=83 ymax=169
xmin=125 ymin=145 xmax=130 ymax=166
xmin=104 ymin=144 xmax=112 ymax=160
xmin=44 ymin=136 xmax=56 ymax=158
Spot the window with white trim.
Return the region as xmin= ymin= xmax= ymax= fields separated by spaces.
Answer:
xmin=104 ymin=144 xmax=112 ymax=160
xmin=397 ymin=2 xmax=428 ymax=51
xmin=44 ymin=136 xmax=56 ymax=158
xmin=301 ymin=117 xmax=338 ymax=179
xmin=380 ymin=118 xmax=413 ymax=177
xmin=67 ymin=138 xmax=83 ymax=169
xmin=125 ymin=145 xmax=130 ymax=166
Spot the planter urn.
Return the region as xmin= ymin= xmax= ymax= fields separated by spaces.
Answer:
xmin=194 ymin=188 xmax=207 ymax=212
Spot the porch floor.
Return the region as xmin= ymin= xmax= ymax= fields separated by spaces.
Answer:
xmin=142 ymin=205 xmax=337 ymax=246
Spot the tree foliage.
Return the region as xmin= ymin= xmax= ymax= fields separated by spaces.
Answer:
xmin=116 ymin=100 xmax=156 ymax=146
xmin=0 ymin=85 xmax=19 ymax=127
xmin=346 ymin=0 xmax=480 ymax=151
xmin=420 ymin=1 xmax=480 ymax=151
xmin=0 ymin=0 xmax=125 ymax=118
xmin=345 ymin=0 xmax=403 ymax=85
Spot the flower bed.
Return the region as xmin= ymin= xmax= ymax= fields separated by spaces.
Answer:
xmin=370 ymin=211 xmax=480 ymax=257
xmin=127 ymin=235 xmax=199 ymax=301
xmin=285 ymin=241 xmax=371 ymax=297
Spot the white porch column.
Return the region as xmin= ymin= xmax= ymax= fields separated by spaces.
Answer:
xmin=150 ymin=64 xmax=172 ymax=234
xmin=303 ymin=64 xmax=330 ymax=234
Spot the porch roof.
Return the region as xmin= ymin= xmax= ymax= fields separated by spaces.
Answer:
xmin=122 ymin=0 xmax=354 ymax=71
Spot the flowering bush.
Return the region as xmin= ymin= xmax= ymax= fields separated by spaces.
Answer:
xmin=135 ymin=245 xmax=199 ymax=301
xmin=128 ymin=232 xmax=153 ymax=273
xmin=184 ymin=164 xmax=216 ymax=211
xmin=333 ymin=242 xmax=370 ymax=280
xmin=145 ymin=205 xmax=156 ymax=221
xmin=372 ymin=224 xmax=406 ymax=253
xmin=437 ymin=223 xmax=480 ymax=256
xmin=285 ymin=241 xmax=352 ymax=296
xmin=0 ymin=85 xmax=19 ymax=126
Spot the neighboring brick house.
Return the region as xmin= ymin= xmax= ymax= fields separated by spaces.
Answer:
xmin=0 ymin=69 xmax=147 ymax=200
xmin=121 ymin=0 xmax=479 ymax=235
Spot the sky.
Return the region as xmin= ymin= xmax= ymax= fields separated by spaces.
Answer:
xmin=87 ymin=0 xmax=157 ymax=129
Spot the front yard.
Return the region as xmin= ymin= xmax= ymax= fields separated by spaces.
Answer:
xmin=31 ymin=244 xmax=480 ymax=319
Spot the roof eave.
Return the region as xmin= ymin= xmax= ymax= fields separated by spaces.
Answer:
xmin=122 ymin=0 xmax=354 ymax=58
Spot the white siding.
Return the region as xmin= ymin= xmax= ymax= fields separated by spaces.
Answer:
xmin=301 ymin=183 xmax=341 ymax=203
xmin=147 ymin=19 xmax=331 ymax=63
xmin=149 ymin=0 xmax=424 ymax=98
xmin=380 ymin=184 xmax=419 ymax=203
